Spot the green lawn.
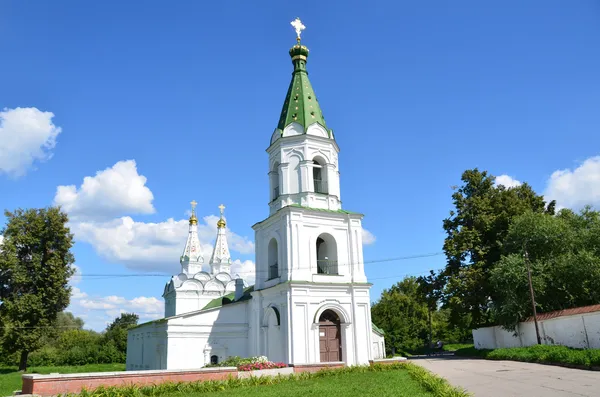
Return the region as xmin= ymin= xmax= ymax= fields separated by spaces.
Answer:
xmin=0 ymin=363 xmax=124 ymax=396
xmin=162 ymin=369 xmax=433 ymax=397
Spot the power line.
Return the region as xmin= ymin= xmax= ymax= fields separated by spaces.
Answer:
xmin=73 ymin=251 xmax=446 ymax=279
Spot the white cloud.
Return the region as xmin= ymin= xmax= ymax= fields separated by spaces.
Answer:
xmin=0 ymin=107 xmax=62 ymax=177
xmin=362 ymin=228 xmax=376 ymax=245
xmin=71 ymin=214 xmax=255 ymax=276
xmin=69 ymin=264 xmax=82 ymax=285
xmin=495 ymin=174 xmax=522 ymax=189
xmin=544 ymin=156 xmax=600 ymax=210
xmin=54 ymin=160 xmax=155 ymax=220
xmin=231 ymin=259 xmax=256 ymax=286
xmin=68 ymin=287 xmax=163 ymax=331
xmin=0 ymin=235 xmax=3 ymax=246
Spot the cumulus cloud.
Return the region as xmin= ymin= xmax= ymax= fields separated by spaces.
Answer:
xmin=69 ymin=264 xmax=82 ymax=285
xmin=68 ymin=287 xmax=163 ymax=331
xmin=230 ymin=259 xmax=256 ymax=286
xmin=362 ymin=228 xmax=376 ymax=245
xmin=495 ymin=174 xmax=522 ymax=189
xmin=0 ymin=107 xmax=62 ymax=177
xmin=544 ymin=156 xmax=600 ymax=210
xmin=71 ymin=214 xmax=255 ymax=277
xmin=54 ymin=160 xmax=155 ymax=220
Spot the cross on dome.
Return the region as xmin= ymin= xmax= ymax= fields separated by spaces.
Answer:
xmin=217 ymin=204 xmax=226 ymax=228
xmin=189 ymin=200 xmax=198 ymax=225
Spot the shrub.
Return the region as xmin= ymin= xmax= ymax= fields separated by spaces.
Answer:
xmin=455 ymin=344 xmax=600 ymax=368
xmin=238 ymin=362 xmax=287 ymax=371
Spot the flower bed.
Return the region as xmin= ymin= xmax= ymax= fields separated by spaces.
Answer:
xmin=238 ymin=362 xmax=287 ymax=371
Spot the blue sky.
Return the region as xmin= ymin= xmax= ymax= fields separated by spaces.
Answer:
xmin=1 ymin=1 xmax=599 ymax=330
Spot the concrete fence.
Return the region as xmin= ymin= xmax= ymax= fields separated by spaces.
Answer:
xmin=473 ymin=309 xmax=600 ymax=350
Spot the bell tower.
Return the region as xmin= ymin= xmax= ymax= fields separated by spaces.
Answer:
xmin=250 ymin=19 xmax=374 ymax=366
xmin=267 ymin=28 xmax=341 ymax=216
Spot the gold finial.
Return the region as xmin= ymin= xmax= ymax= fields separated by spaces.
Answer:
xmin=217 ymin=204 xmax=226 ymax=228
xmin=291 ymin=17 xmax=305 ymax=43
xmin=189 ymin=200 xmax=198 ymax=225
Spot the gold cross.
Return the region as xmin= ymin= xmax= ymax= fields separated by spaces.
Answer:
xmin=290 ymin=17 xmax=305 ymax=41
xmin=218 ymin=204 xmax=225 ymax=215
xmin=190 ymin=200 xmax=197 ymax=211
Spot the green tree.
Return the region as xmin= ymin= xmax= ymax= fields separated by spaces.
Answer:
xmin=0 ymin=207 xmax=75 ymax=370
xmin=441 ymin=169 xmax=554 ymax=327
xmin=490 ymin=208 xmax=600 ymax=330
xmin=56 ymin=311 xmax=85 ymax=331
xmin=103 ymin=312 xmax=139 ymax=355
xmin=416 ymin=271 xmax=443 ymax=350
xmin=371 ymin=277 xmax=429 ymax=354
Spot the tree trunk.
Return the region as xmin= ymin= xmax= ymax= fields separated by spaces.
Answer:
xmin=428 ymin=308 xmax=433 ymax=355
xmin=18 ymin=350 xmax=29 ymax=372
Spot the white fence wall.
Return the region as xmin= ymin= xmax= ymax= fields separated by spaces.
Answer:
xmin=473 ymin=311 xmax=600 ymax=349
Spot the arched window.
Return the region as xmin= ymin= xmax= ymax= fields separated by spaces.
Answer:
xmin=270 ymin=162 xmax=280 ymax=201
xmin=313 ymin=157 xmax=328 ymax=194
xmin=268 ymin=238 xmax=279 ymax=280
xmin=210 ymin=355 xmax=219 ymax=365
xmin=316 ymin=233 xmax=338 ymax=275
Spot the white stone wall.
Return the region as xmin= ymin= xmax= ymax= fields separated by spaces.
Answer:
xmin=268 ymin=129 xmax=342 ymax=214
xmin=126 ymin=321 xmax=168 ymax=370
xmin=254 ymin=207 xmax=367 ymax=291
xmin=371 ymin=330 xmax=386 ymax=359
xmin=473 ymin=311 xmax=600 ymax=349
xmin=127 ymin=301 xmax=251 ymax=370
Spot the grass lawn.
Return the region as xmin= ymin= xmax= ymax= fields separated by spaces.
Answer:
xmin=0 ymin=363 xmax=125 ymax=396
xmin=161 ymin=369 xmax=433 ymax=397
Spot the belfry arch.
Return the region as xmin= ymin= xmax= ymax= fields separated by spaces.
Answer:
xmin=312 ymin=156 xmax=328 ymax=194
xmin=316 ymin=233 xmax=338 ymax=275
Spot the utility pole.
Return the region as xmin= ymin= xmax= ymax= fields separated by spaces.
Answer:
xmin=524 ymin=249 xmax=542 ymax=345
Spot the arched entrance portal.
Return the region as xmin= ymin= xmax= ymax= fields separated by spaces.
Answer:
xmin=319 ymin=310 xmax=342 ymax=362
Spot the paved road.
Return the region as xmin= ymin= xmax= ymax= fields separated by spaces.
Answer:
xmin=410 ymin=356 xmax=600 ymax=397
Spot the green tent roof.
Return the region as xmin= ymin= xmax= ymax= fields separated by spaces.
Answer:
xmin=275 ymin=42 xmax=331 ymax=137
xmin=201 ymin=285 xmax=255 ymax=311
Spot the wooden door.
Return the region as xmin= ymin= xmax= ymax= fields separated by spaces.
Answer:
xmin=319 ymin=310 xmax=342 ymax=362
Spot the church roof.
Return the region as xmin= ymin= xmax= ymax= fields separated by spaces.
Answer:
xmin=372 ymin=323 xmax=385 ymax=335
xmin=201 ymin=285 xmax=254 ymax=311
xmin=274 ymin=41 xmax=332 ymax=138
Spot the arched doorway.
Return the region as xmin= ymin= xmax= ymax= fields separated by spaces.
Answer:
xmin=319 ymin=310 xmax=342 ymax=362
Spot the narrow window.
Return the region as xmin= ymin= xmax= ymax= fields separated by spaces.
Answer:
xmin=313 ymin=158 xmax=328 ymax=194
xmin=210 ymin=355 xmax=219 ymax=365
xmin=268 ymin=238 xmax=279 ymax=280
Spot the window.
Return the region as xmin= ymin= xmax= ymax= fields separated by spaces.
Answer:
xmin=270 ymin=162 xmax=280 ymax=201
xmin=316 ymin=234 xmax=338 ymax=275
xmin=268 ymin=238 xmax=279 ymax=280
xmin=313 ymin=158 xmax=328 ymax=194
xmin=210 ymin=355 xmax=219 ymax=365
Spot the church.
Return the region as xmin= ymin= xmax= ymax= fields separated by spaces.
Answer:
xmin=126 ymin=19 xmax=386 ymax=370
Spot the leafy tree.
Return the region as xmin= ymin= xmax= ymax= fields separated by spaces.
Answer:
xmin=441 ymin=169 xmax=554 ymax=327
xmin=0 ymin=207 xmax=75 ymax=370
xmin=103 ymin=313 xmax=139 ymax=354
xmin=491 ymin=208 xmax=600 ymax=330
xmin=371 ymin=277 xmax=429 ymax=354
xmin=416 ymin=271 xmax=443 ymax=349
xmin=56 ymin=311 xmax=85 ymax=331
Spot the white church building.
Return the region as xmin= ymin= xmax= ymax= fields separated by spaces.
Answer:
xmin=126 ymin=20 xmax=386 ymax=371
